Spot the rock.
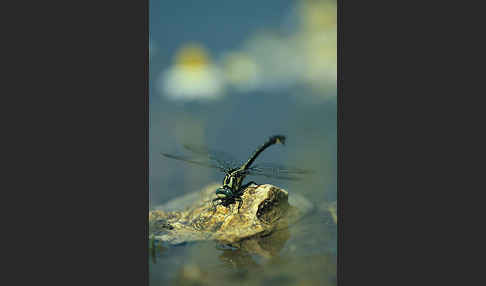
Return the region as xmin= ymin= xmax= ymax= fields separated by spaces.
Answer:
xmin=149 ymin=183 xmax=314 ymax=246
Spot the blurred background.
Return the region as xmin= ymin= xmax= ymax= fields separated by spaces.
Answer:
xmin=150 ymin=0 xmax=337 ymax=285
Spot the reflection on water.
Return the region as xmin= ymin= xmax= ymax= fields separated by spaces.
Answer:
xmin=149 ymin=209 xmax=336 ymax=285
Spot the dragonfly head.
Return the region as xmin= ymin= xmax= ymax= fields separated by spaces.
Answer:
xmin=216 ymin=188 xmax=233 ymax=198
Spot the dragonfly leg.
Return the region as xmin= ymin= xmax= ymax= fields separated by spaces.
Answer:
xmin=235 ymin=197 xmax=243 ymax=213
xmin=211 ymin=198 xmax=222 ymax=211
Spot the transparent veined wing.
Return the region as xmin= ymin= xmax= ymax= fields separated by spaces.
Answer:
xmin=160 ymin=153 xmax=226 ymax=172
xmin=245 ymin=162 xmax=313 ymax=180
xmin=182 ymin=144 xmax=243 ymax=171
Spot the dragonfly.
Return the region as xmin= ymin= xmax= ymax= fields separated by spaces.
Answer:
xmin=161 ymin=135 xmax=312 ymax=212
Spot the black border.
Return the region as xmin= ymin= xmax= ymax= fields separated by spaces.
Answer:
xmin=15 ymin=0 xmax=150 ymax=284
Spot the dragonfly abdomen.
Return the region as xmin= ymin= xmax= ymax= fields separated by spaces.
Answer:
xmin=240 ymin=135 xmax=286 ymax=171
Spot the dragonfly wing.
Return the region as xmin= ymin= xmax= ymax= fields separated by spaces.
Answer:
xmin=242 ymin=169 xmax=303 ymax=181
xmin=160 ymin=153 xmax=225 ymax=172
xmin=183 ymin=144 xmax=242 ymax=171
xmin=250 ymin=162 xmax=313 ymax=174
xmin=245 ymin=162 xmax=313 ymax=180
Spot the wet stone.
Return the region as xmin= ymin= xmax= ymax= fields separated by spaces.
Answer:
xmin=149 ymin=183 xmax=314 ymax=246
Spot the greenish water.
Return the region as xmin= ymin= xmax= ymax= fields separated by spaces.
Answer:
xmin=149 ymin=209 xmax=337 ymax=285
xmin=150 ymin=1 xmax=337 ymax=284
xmin=150 ymin=92 xmax=337 ymax=285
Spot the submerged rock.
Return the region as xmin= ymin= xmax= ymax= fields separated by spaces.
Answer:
xmin=149 ymin=183 xmax=314 ymax=246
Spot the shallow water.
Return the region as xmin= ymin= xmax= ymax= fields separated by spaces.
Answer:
xmin=150 ymin=93 xmax=336 ymax=284
xmin=150 ymin=88 xmax=336 ymax=284
xmin=149 ymin=210 xmax=337 ymax=285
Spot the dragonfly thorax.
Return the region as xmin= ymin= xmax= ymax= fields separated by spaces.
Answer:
xmin=222 ymin=170 xmax=245 ymax=192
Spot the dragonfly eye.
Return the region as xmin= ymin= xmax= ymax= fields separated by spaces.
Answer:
xmin=216 ymin=188 xmax=232 ymax=198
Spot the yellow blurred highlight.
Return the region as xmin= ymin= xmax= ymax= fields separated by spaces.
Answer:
xmin=174 ymin=44 xmax=210 ymax=69
xmin=157 ymin=0 xmax=337 ymax=100
xmin=159 ymin=43 xmax=225 ymax=101
xmin=299 ymin=0 xmax=337 ymax=33
xmin=295 ymin=0 xmax=337 ymax=92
